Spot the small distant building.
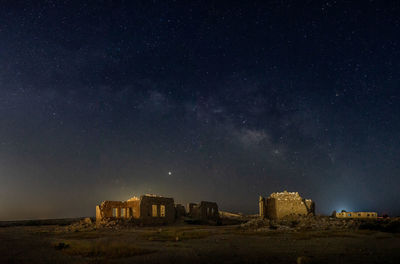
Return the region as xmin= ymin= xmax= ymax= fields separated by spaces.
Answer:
xmin=336 ymin=211 xmax=377 ymax=219
xmin=259 ymin=190 xmax=315 ymax=220
xmin=187 ymin=201 xmax=219 ymax=221
xmin=96 ymin=194 xmax=175 ymax=225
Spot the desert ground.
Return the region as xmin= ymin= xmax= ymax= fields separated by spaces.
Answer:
xmin=0 ymin=217 xmax=400 ymax=264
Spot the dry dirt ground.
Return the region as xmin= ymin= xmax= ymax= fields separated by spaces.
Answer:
xmin=0 ymin=221 xmax=399 ymax=264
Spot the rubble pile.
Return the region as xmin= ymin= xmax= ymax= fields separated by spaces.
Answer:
xmin=359 ymin=217 xmax=400 ymax=233
xmin=60 ymin=217 xmax=146 ymax=232
xmin=64 ymin=217 xmax=96 ymax=232
xmin=95 ymin=218 xmax=142 ymax=229
xmin=281 ymin=215 xmax=360 ymax=231
xmin=269 ymin=191 xmax=303 ymax=201
xmin=240 ymin=215 xmax=367 ymax=232
xmin=240 ymin=218 xmax=271 ymax=230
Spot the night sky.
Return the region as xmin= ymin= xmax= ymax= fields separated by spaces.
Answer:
xmin=1 ymin=1 xmax=399 ymax=220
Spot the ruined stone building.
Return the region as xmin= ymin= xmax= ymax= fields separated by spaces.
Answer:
xmin=96 ymin=194 xmax=176 ymax=225
xmin=96 ymin=193 xmax=222 ymax=225
xmin=175 ymin=204 xmax=186 ymax=218
xmin=259 ymin=191 xmax=315 ymax=219
xmin=187 ymin=201 xmax=219 ymax=221
xmin=336 ymin=211 xmax=377 ymax=219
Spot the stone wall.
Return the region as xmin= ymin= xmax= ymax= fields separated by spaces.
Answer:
xmin=187 ymin=203 xmax=197 ymax=215
xmin=139 ymin=195 xmax=175 ymax=225
xmin=96 ymin=200 xmax=140 ymax=220
xmin=259 ymin=196 xmax=266 ymax=218
xmin=260 ymin=191 xmax=315 ymax=220
xmin=96 ymin=195 xmax=221 ymax=225
xmin=189 ymin=201 xmax=219 ymax=221
xmin=96 ymin=194 xmax=175 ymax=225
xmin=175 ymin=204 xmax=186 ymax=218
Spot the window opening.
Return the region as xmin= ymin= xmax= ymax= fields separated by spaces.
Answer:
xmin=152 ymin=204 xmax=158 ymax=217
xmin=160 ymin=205 xmax=166 ymax=217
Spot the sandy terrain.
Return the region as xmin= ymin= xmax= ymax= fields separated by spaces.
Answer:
xmin=0 ymin=219 xmax=399 ymax=264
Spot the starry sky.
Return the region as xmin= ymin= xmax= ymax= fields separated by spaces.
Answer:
xmin=0 ymin=1 xmax=399 ymax=220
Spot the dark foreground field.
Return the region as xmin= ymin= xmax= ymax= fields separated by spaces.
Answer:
xmin=0 ymin=218 xmax=399 ymax=264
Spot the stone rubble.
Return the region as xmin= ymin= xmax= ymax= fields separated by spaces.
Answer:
xmin=240 ymin=215 xmax=369 ymax=232
xmin=64 ymin=217 xmax=95 ymax=232
xmin=58 ymin=215 xmax=400 ymax=234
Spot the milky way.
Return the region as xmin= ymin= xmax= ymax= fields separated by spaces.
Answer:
xmin=0 ymin=1 xmax=399 ymax=220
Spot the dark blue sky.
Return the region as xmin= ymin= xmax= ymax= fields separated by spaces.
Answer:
xmin=0 ymin=1 xmax=399 ymax=220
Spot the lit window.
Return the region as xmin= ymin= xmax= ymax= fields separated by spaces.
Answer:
xmin=160 ymin=205 xmax=166 ymax=217
xmin=152 ymin=204 xmax=158 ymax=217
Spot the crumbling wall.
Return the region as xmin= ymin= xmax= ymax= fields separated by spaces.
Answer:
xmin=139 ymin=195 xmax=175 ymax=225
xmin=95 ymin=194 xmax=174 ymax=225
xmin=96 ymin=200 xmax=140 ymax=221
xmin=175 ymin=204 xmax=186 ymax=218
xmin=187 ymin=203 xmax=197 ymax=216
xmin=189 ymin=201 xmax=219 ymax=221
xmin=260 ymin=191 xmax=315 ymax=220
xmin=259 ymin=196 xmax=266 ymax=218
